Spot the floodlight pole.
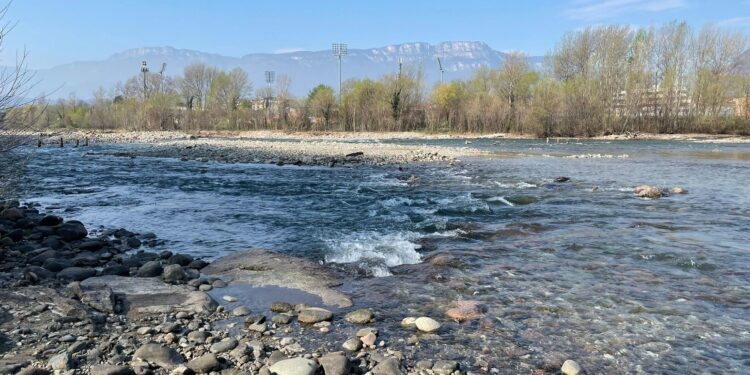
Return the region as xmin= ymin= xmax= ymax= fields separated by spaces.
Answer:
xmin=332 ymin=43 xmax=347 ymax=102
xmin=141 ymin=61 xmax=149 ymax=99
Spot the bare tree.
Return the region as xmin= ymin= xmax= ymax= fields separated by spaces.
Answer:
xmin=0 ymin=2 xmax=43 ymax=198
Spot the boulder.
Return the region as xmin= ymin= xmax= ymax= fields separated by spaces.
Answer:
xmin=133 ymin=343 xmax=185 ymax=370
xmin=186 ymin=353 xmax=221 ymax=374
xmin=101 ymin=265 xmax=130 ymax=276
xmin=81 ymin=275 xmax=217 ymax=317
xmin=38 ymin=215 xmax=62 ymax=226
xmin=57 ymin=267 xmax=96 ymax=281
xmin=77 ymin=239 xmax=106 ymax=251
xmin=432 ymin=360 xmax=459 ymax=375
xmin=202 ymin=249 xmax=351 ymax=307
xmin=55 ymin=221 xmax=88 ymax=241
xmin=70 ymin=282 xmax=116 ymax=313
xmin=634 ymin=185 xmax=662 ymax=199
xmin=169 ymin=254 xmax=193 ymax=266
xmin=371 ymin=357 xmax=402 ymax=375
xmin=317 ymin=353 xmax=349 ymax=375
xmin=268 ymin=358 xmax=318 ymax=375
xmin=270 ymin=301 xmax=293 ymax=313
xmin=42 ymin=258 xmax=72 ymax=272
xmin=48 ymin=352 xmax=72 ymax=371
xmin=0 ymin=207 xmax=24 ymax=220
xmin=162 ymin=264 xmax=186 ymax=284
xmin=137 ymin=261 xmax=163 ymax=277
xmin=209 ymin=338 xmax=238 ymax=353
xmin=298 ymin=307 xmax=332 ymax=323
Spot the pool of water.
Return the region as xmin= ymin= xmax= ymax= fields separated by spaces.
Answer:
xmin=19 ymin=138 xmax=750 ymax=373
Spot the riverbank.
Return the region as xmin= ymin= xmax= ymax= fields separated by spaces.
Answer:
xmin=0 ymin=201 xmax=496 ymax=375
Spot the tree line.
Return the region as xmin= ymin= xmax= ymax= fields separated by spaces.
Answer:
xmin=12 ymin=21 xmax=750 ymax=137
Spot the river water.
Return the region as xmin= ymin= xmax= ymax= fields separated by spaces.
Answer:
xmin=20 ymin=139 xmax=750 ymax=373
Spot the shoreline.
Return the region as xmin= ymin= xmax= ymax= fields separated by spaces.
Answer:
xmin=0 ymin=201 xmax=476 ymax=375
xmin=27 ymin=129 xmax=750 ymax=143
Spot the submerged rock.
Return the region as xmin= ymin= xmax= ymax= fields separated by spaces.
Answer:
xmin=345 ymin=308 xmax=373 ymax=324
xmin=202 ymin=249 xmax=351 ymax=307
xmin=445 ymin=300 xmax=483 ymax=322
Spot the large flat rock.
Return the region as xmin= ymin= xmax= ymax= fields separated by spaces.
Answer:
xmin=202 ymin=249 xmax=351 ymax=308
xmin=81 ymin=275 xmax=217 ymax=317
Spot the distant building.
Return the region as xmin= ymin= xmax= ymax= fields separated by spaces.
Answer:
xmin=734 ymin=97 xmax=750 ymax=117
xmin=613 ymin=85 xmax=692 ymax=117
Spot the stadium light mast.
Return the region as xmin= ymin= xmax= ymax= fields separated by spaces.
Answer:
xmin=332 ymin=43 xmax=347 ymax=102
xmin=158 ymin=63 xmax=167 ymax=94
xmin=264 ymin=71 xmax=275 ymax=108
xmin=140 ymin=61 xmax=149 ymax=99
xmin=437 ymin=57 xmax=444 ymax=84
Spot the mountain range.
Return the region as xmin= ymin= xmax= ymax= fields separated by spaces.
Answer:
xmin=27 ymin=41 xmax=544 ymax=100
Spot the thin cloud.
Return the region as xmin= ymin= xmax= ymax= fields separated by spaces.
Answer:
xmin=273 ymin=48 xmax=304 ymax=54
xmin=717 ymin=17 xmax=750 ymax=29
xmin=565 ymin=0 xmax=687 ymax=21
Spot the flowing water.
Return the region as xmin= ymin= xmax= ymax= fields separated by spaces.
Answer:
xmin=19 ymin=139 xmax=750 ymax=373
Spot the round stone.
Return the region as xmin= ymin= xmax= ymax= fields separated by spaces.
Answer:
xmin=415 ymin=317 xmax=441 ymax=333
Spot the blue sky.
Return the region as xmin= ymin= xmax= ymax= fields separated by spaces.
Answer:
xmin=3 ymin=0 xmax=749 ymax=69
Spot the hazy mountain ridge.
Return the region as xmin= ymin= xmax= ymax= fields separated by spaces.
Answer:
xmin=29 ymin=42 xmax=544 ymax=99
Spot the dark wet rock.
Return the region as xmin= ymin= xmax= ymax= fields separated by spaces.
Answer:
xmin=345 ymin=308 xmax=373 ymax=324
xmin=77 ymin=239 xmax=107 ymax=251
xmin=133 ymin=343 xmax=186 ymax=370
xmin=39 ymin=215 xmax=63 ymax=226
xmin=0 ymin=207 xmax=24 ymax=220
xmin=55 ymin=221 xmax=88 ymax=241
xmin=101 ymin=265 xmax=130 ymax=276
xmin=298 ymin=307 xmax=332 ymax=323
xmin=43 ymin=258 xmax=73 ymax=272
xmin=203 ymin=249 xmax=351 ymax=307
xmin=432 ymin=360 xmax=458 ymax=375
xmin=162 ymin=264 xmax=186 ymax=284
xmin=268 ymin=358 xmax=317 ymax=375
xmin=29 ymin=249 xmax=58 ymax=265
xmin=137 ymin=261 xmax=163 ymax=277
xmin=554 ymin=176 xmax=570 ymax=183
xmin=42 ymin=236 xmax=63 ymax=249
xmin=318 ymin=353 xmax=349 ymax=375
xmin=90 ymin=365 xmax=135 ymax=375
xmin=187 ymin=259 xmax=209 ymax=269
xmin=48 ymin=352 xmax=73 ymax=371
xmin=169 ymin=254 xmax=193 ymax=266
xmin=25 ymin=266 xmax=55 ymax=280
xmin=57 ymin=267 xmax=97 ymax=281
xmin=126 ymin=237 xmax=141 ymax=248
xmin=7 ymin=229 xmax=23 ymax=242
xmin=372 ymin=357 xmax=402 ymax=375
xmin=83 ymin=275 xmax=216 ymax=317
xmin=187 ymin=353 xmax=221 ymax=373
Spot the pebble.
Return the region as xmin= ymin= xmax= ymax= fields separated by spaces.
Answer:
xmin=222 ymin=295 xmax=238 ymax=302
xmin=297 ymin=307 xmax=333 ymax=323
xmin=232 ymin=306 xmax=251 ymax=316
xmin=345 ymin=308 xmax=374 ymax=324
xmin=561 ymin=360 xmax=582 ymax=375
xmin=210 ymin=338 xmax=238 ymax=353
xmin=401 ymin=317 xmax=417 ymax=328
xmin=342 ymin=337 xmax=362 ymax=352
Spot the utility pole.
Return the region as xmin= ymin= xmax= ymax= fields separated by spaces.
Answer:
xmin=437 ymin=57 xmax=444 ymax=84
xmin=158 ymin=63 xmax=167 ymax=94
xmin=141 ymin=61 xmax=149 ymax=99
xmin=398 ymin=57 xmax=403 ymax=80
xmin=265 ymin=70 xmax=275 ymax=129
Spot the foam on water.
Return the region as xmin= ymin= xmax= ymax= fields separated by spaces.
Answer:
xmin=323 ymin=231 xmax=422 ymax=276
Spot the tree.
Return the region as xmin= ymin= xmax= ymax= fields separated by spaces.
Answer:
xmin=181 ymin=63 xmax=219 ymax=111
xmin=306 ymin=85 xmax=336 ymax=130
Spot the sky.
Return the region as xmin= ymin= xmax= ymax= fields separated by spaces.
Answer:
xmin=2 ymin=0 xmax=749 ymax=69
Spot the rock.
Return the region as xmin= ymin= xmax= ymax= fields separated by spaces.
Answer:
xmin=187 ymin=331 xmax=211 ymax=344
xmin=671 ymin=186 xmax=688 ymax=194
xmin=361 ymin=332 xmax=377 ymax=349
xmin=210 ymin=338 xmax=238 ymax=353
xmin=90 ymin=365 xmax=136 ymax=375
xmin=272 ymin=314 xmax=292 ymax=324
xmin=268 ymin=358 xmax=318 ymax=375
xmin=222 ymin=295 xmax=238 ymax=302
xmin=416 ymin=360 xmax=433 ymax=369
xmin=445 ymin=300 xmax=483 ymax=322
xmin=137 ymin=327 xmax=155 ymax=335
xmin=203 ymin=249 xmax=351 ymax=307
xmin=70 ymin=283 xmax=116 ymax=313
xmin=137 ymin=261 xmax=164 ymax=277
xmin=0 ymin=207 xmax=24 ymax=220
xmin=232 ymin=306 xmax=251 ymax=316
xmin=39 ymin=215 xmax=63 ymax=226
xmin=432 ymin=360 xmax=458 ymax=375
xmin=163 ymin=264 xmax=186 ymax=283
xmin=77 ymin=239 xmax=106 ymax=251
xmin=188 ymin=259 xmax=209 ymax=269
xmin=342 ymin=337 xmax=362 ymax=352
xmin=17 ymin=368 xmax=51 ymax=375
xmin=270 ymin=301 xmax=294 ymax=313
xmin=401 ymin=317 xmax=417 ymax=328
xmin=186 ymin=353 xmax=221 ymax=374
xmin=198 ymin=284 xmax=212 ymax=291
xmin=554 ymin=176 xmax=570 ymax=183
xmin=561 ymin=360 xmax=582 ymax=375
xmin=42 ymin=258 xmax=73 ymax=272
xmin=126 ymin=237 xmax=142 ymax=248
xmin=345 ymin=308 xmax=373 ymax=324
xmin=634 ymin=185 xmax=662 ymax=199
xmin=211 ymin=279 xmax=226 ymax=288
xmin=298 ymin=307 xmax=332 ymax=323
xmin=371 ymin=357 xmax=402 ymax=375
xmin=48 ymin=352 xmax=72 ymax=371
xmin=318 ymin=353 xmax=349 ymax=375
xmin=169 ymin=253 xmax=193 ymax=266
xmin=57 ymin=267 xmax=96 ymax=281
xmin=169 ymin=366 xmax=195 ymax=375
xmin=414 ymin=317 xmax=441 ymax=333
xmin=59 ymin=334 xmax=76 ymax=342
xmin=356 ymin=328 xmax=378 ymax=337
xmin=133 ymin=343 xmax=186 ymax=370
xmin=101 ymin=265 xmax=130 ymax=276
xmin=55 ymin=221 xmax=88 ymax=241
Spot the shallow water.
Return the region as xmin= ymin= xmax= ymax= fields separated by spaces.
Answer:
xmin=19 ymin=139 xmax=750 ymax=373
